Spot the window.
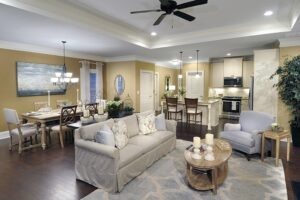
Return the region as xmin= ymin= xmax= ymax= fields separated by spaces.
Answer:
xmin=90 ymin=72 xmax=96 ymax=103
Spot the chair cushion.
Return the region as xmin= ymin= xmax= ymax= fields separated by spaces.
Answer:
xmin=115 ymin=114 xmax=139 ymax=138
xmin=119 ymin=144 xmax=144 ymax=168
xmin=168 ymin=108 xmax=182 ymax=112
xmin=155 ymin=114 xmax=167 ymax=131
xmin=128 ymin=135 xmax=160 ymax=153
xmin=10 ymin=126 xmax=37 ymax=137
xmin=51 ymin=125 xmax=70 ymax=132
xmin=220 ymin=131 xmax=255 ymax=147
xmin=224 ymin=123 xmax=241 ymax=131
xmin=80 ymin=119 xmax=114 ymax=141
xmin=187 ymin=108 xmax=201 ymax=114
xmin=148 ymin=131 xmax=175 ymax=142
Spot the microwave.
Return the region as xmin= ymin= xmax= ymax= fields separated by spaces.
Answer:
xmin=224 ymin=77 xmax=243 ymax=87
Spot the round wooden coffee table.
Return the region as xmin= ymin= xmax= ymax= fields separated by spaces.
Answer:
xmin=184 ymin=139 xmax=232 ymax=194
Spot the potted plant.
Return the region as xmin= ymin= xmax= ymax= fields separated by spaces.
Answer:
xmin=178 ymin=87 xmax=186 ymax=101
xmin=270 ymin=55 xmax=300 ymax=147
xmin=106 ymin=100 xmax=122 ymax=118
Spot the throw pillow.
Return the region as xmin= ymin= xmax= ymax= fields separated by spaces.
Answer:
xmin=224 ymin=123 xmax=241 ymax=131
xmin=95 ymin=124 xmax=115 ymax=147
xmin=112 ymin=120 xmax=128 ymax=149
xmin=137 ymin=113 xmax=157 ymax=135
xmin=155 ymin=113 xmax=167 ymax=131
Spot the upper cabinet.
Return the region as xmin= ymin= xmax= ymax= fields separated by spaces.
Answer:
xmin=211 ymin=62 xmax=224 ymax=88
xmin=224 ymin=58 xmax=243 ymax=77
xmin=242 ymin=61 xmax=254 ymax=88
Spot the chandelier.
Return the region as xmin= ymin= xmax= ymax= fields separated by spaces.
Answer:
xmin=51 ymin=41 xmax=79 ymax=87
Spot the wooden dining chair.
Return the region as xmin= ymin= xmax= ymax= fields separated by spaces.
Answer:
xmin=166 ymin=97 xmax=183 ymax=121
xmin=85 ymin=103 xmax=98 ymax=116
xmin=184 ymin=98 xmax=202 ymax=125
xmin=33 ymin=101 xmax=48 ymax=111
xmin=3 ymin=108 xmax=40 ymax=154
xmin=50 ymin=105 xmax=77 ymax=148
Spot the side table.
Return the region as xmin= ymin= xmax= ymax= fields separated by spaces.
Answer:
xmin=261 ymin=130 xmax=291 ymax=166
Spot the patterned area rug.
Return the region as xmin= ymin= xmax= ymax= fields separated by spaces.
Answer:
xmin=82 ymin=139 xmax=287 ymax=200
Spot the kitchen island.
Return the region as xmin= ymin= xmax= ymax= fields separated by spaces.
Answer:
xmin=161 ymin=99 xmax=220 ymax=130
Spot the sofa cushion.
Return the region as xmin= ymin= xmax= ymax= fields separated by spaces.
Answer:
xmin=116 ymin=114 xmax=139 ymax=138
xmin=112 ymin=120 xmax=128 ymax=150
xmin=119 ymin=144 xmax=144 ymax=168
xmin=148 ymin=131 xmax=175 ymax=142
xmin=95 ymin=124 xmax=115 ymax=147
xmin=128 ymin=135 xmax=160 ymax=153
xmin=155 ymin=114 xmax=167 ymax=131
xmin=80 ymin=119 xmax=114 ymax=141
xmin=220 ymin=131 xmax=255 ymax=147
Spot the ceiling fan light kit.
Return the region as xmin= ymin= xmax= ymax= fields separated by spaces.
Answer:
xmin=130 ymin=0 xmax=208 ymax=26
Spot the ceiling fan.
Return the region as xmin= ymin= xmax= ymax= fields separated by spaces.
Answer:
xmin=130 ymin=0 xmax=208 ymax=26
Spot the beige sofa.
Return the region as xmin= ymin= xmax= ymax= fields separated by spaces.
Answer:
xmin=74 ymin=113 xmax=177 ymax=193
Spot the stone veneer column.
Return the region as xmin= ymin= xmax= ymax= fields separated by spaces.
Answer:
xmin=253 ymin=49 xmax=279 ymax=119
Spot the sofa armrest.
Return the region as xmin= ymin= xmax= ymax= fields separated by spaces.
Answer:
xmin=165 ymin=120 xmax=177 ymax=133
xmin=224 ymin=123 xmax=241 ymax=131
xmin=75 ymin=139 xmax=120 ymax=160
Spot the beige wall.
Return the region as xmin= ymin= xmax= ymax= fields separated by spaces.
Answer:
xmin=277 ymin=46 xmax=300 ymax=130
xmin=0 ymin=48 xmax=82 ymax=132
xmin=105 ymin=61 xmax=136 ymax=109
xmin=181 ymin=62 xmax=210 ymax=99
xmin=155 ymin=66 xmax=178 ymax=100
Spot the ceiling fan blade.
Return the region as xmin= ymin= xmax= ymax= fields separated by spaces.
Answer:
xmin=130 ymin=9 xmax=162 ymax=14
xmin=176 ymin=0 xmax=208 ymax=9
xmin=173 ymin=11 xmax=195 ymax=21
xmin=154 ymin=13 xmax=167 ymax=26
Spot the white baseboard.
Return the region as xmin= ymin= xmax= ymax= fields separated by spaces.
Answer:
xmin=0 ymin=131 xmax=9 ymax=140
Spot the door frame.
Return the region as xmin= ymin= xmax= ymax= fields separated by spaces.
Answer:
xmin=185 ymin=70 xmax=205 ymax=99
xmin=154 ymin=72 xmax=160 ymax=111
xmin=140 ymin=70 xmax=155 ymax=112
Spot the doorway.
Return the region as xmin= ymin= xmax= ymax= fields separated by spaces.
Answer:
xmin=140 ymin=70 xmax=154 ymax=112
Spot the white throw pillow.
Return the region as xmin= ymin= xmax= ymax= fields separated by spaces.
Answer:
xmin=137 ymin=113 xmax=157 ymax=135
xmin=155 ymin=113 xmax=167 ymax=131
xmin=112 ymin=120 xmax=128 ymax=149
xmin=95 ymin=124 xmax=115 ymax=147
xmin=224 ymin=123 xmax=241 ymax=131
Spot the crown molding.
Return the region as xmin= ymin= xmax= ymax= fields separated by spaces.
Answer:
xmin=279 ymin=37 xmax=300 ymax=47
xmin=0 ymin=40 xmax=106 ymax=61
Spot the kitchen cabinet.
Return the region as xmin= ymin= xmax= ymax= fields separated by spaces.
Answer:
xmin=211 ymin=62 xmax=224 ymax=88
xmin=242 ymin=61 xmax=254 ymax=88
xmin=224 ymin=58 xmax=243 ymax=77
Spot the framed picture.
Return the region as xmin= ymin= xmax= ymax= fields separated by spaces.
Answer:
xmin=16 ymin=62 xmax=66 ymax=97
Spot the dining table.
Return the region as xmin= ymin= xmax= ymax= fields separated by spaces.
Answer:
xmin=22 ymin=108 xmax=83 ymax=150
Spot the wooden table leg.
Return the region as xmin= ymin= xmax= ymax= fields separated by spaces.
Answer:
xmin=261 ymin=133 xmax=265 ymax=162
xmin=287 ymin=136 xmax=291 ymax=162
xmin=41 ymin=122 xmax=46 ymax=150
xmin=276 ymin=138 xmax=280 ymax=167
xmin=212 ymin=168 xmax=218 ymax=194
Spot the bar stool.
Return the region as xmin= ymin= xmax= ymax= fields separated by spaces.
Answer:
xmin=184 ymin=98 xmax=202 ymax=124
xmin=166 ymin=97 xmax=183 ymax=121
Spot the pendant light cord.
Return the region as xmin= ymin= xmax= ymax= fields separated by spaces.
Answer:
xmin=196 ymin=50 xmax=199 ymax=74
xmin=180 ymin=51 xmax=183 ymax=75
xmin=62 ymin=41 xmax=66 ymax=67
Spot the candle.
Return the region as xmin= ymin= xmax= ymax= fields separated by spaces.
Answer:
xmin=193 ymin=137 xmax=201 ymax=149
xmin=205 ymin=133 xmax=214 ymax=145
xmin=48 ymin=90 xmax=50 ymax=107
xmin=76 ymin=89 xmax=79 ymax=104
xmin=98 ymin=105 xmax=104 ymax=114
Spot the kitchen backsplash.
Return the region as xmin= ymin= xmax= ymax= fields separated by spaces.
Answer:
xmin=209 ymin=88 xmax=250 ymax=98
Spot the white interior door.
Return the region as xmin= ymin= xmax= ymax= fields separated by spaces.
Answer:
xmin=140 ymin=71 xmax=154 ymax=112
xmin=154 ymin=73 xmax=160 ymax=111
xmin=186 ymin=71 xmax=204 ymax=99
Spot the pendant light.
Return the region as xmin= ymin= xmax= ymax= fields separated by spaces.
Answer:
xmin=51 ymin=41 xmax=79 ymax=87
xmin=178 ymin=51 xmax=183 ymax=79
xmin=195 ymin=50 xmax=200 ymax=78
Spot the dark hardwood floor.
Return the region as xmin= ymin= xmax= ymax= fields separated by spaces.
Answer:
xmin=0 ymin=120 xmax=299 ymax=200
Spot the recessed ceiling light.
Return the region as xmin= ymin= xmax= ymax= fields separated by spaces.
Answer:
xmin=151 ymin=32 xmax=157 ymax=36
xmin=264 ymin=11 xmax=273 ymax=16
xmin=188 ymin=56 xmax=193 ymax=59
xmin=169 ymin=59 xmax=180 ymax=65
xmin=226 ymin=53 xmax=231 ymax=56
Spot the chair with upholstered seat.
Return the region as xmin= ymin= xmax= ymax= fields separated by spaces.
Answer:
xmin=3 ymin=108 xmax=40 ymax=154
xmin=50 ymin=105 xmax=77 ymax=148
xmin=184 ymin=98 xmax=202 ymax=124
xmin=220 ymin=111 xmax=274 ymax=160
xmin=166 ymin=97 xmax=183 ymax=121
xmin=85 ymin=103 xmax=98 ymax=116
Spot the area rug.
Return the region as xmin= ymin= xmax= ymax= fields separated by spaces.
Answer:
xmin=82 ymin=139 xmax=287 ymax=200
xmin=292 ymin=181 xmax=300 ymax=200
